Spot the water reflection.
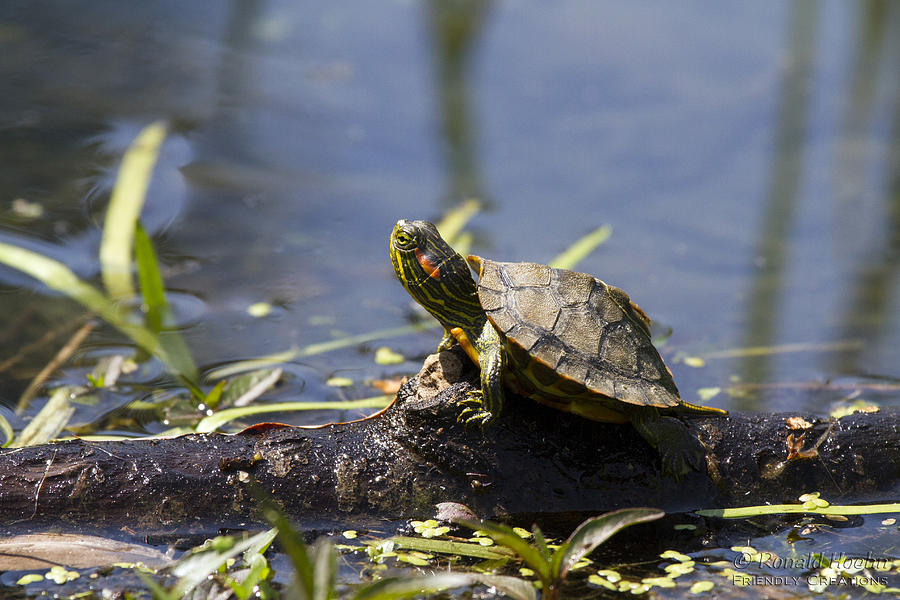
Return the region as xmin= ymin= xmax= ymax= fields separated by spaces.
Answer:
xmin=426 ymin=0 xmax=492 ymax=207
xmin=828 ymin=0 xmax=900 ymax=376
xmin=739 ymin=0 xmax=818 ymax=404
xmin=740 ymin=1 xmax=900 ymax=410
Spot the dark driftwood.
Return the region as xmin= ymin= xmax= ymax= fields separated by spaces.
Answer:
xmin=0 ymin=347 xmax=897 ymax=532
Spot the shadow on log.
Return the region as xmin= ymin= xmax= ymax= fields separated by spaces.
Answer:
xmin=1 ymin=347 xmax=898 ymax=533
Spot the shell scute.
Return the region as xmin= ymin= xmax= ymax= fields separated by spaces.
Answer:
xmin=477 ymin=259 xmax=506 ymax=292
xmin=513 ymin=287 xmax=560 ymax=331
xmin=505 ymin=262 xmax=551 ymax=287
xmin=557 ymin=356 xmax=589 ymax=384
xmin=506 ymin=323 xmax=541 ymax=351
xmin=478 ymin=288 xmax=504 ymax=312
xmin=599 ymin=323 xmax=639 ymax=375
xmin=531 ymin=338 xmax=565 ymax=370
xmin=554 ymin=309 xmax=604 ymax=357
xmin=585 ymin=367 xmax=616 ymax=399
xmin=554 ymin=269 xmax=595 ymax=306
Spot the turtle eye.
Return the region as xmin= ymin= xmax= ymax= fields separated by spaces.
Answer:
xmin=394 ymin=231 xmax=415 ymax=249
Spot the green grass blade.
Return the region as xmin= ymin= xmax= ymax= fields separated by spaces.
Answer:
xmin=0 ymin=242 xmax=186 ymax=381
xmin=294 ymin=324 xmax=437 ymax=359
xmin=531 ymin=526 xmax=551 ymax=562
xmin=696 ymin=503 xmax=900 ymax=518
xmin=374 ymin=536 xmax=512 ymax=560
xmin=549 ymin=224 xmax=612 ymax=270
xmin=134 ymin=223 xmax=198 ymax=383
xmin=311 ymin=539 xmax=337 ymax=600
xmin=254 ymin=493 xmax=315 ymax=599
xmin=205 ymin=349 xmax=304 ymax=381
xmin=204 ymin=323 xmax=437 ymax=380
xmin=134 ymin=223 xmax=167 ymax=330
xmin=353 ymin=574 xmax=478 ymax=600
xmin=458 ymin=520 xmax=551 ymax=584
xmin=435 ymin=198 xmax=480 ymax=246
xmin=555 ymin=508 xmax=664 ymax=579
xmin=0 ymin=412 xmax=13 ymax=447
xmin=195 ymin=396 xmax=392 ymax=433
xmin=100 ymin=121 xmax=168 ymax=300
xmin=171 ymin=530 xmax=275 ymax=598
xmin=137 ymin=572 xmax=177 ymax=600
xmin=218 ymin=368 xmax=281 ymax=407
xmin=203 ymin=380 xmax=227 ymax=409
xmin=12 ymin=387 xmax=76 ymax=447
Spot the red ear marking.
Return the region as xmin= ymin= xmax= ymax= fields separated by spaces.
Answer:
xmin=415 ymin=249 xmax=441 ymax=279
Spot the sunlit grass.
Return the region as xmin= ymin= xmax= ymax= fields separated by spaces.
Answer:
xmin=195 ymin=396 xmax=392 ymax=433
xmin=697 ymin=492 xmax=900 ymax=518
xmin=549 ymin=224 xmax=612 ymax=270
xmin=100 ymin=121 xmax=167 ymax=300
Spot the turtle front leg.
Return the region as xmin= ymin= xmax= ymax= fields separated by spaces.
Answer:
xmin=452 ymin=324 xmax=505 ymax=427
xmin=626 ymin=407 xmax=705 ymax=480
xmin=437 ymin=328 xmax=456 ymax=352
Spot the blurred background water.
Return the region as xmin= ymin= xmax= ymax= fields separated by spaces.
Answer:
xmin=0 ymin=0 xmax=898 ymax=432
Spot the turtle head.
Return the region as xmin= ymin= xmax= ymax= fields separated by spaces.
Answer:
xmin=390 ymin=219 xmax=484 ymax=330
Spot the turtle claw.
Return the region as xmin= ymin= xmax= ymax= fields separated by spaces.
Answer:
xmin=456 ymin=391 xmax=496 ymax=428
xmin=457 ymin=390 xmax=484 ymax=409
xmin=457 ymin=406 xmax=478 ymax=421
xmin=464 ymin=411 xmax=494 ymax=428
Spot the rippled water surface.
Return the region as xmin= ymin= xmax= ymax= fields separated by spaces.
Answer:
xmin=1 ymin=2 xmax=899 ymax=435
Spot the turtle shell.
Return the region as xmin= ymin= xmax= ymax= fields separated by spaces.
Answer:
xmin=473 ymin=259 xmax=681 ymax=409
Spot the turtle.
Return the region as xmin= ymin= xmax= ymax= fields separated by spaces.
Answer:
xmin=389 ymin=219 xmax=727 ymax=477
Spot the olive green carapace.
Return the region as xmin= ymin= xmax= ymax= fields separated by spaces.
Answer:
xmin=475 ymin=259 xmax=682 ymax=413
xmin=389 ymin=219 xmax=727 ymax=478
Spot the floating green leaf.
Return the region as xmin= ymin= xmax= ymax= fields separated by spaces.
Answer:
xmin=690 ymin=580 xmax=715 ymax=594
xmin=697 ymin=387 xmax=720 ymax=402
xmin=374 ymin=346 xmax=405 ymax=365
xmin=247 ymin=302 xmax=273 ymax=318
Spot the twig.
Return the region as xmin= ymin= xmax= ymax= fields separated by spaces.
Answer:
xmin=0 ymin=315 xmax=86 ymax=373
xmin=18 ymin=448 xmax=58 ymax=523
xmin=0 ymin=305 xmax=36 ymax=345
xmin=16 ymin=320 xmax=97 ymax=413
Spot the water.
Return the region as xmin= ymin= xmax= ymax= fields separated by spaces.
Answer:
xmin=3 ymin=1 xmax=898 ymax=422
xmin=0 ymin=0 xmax=899 ymax=593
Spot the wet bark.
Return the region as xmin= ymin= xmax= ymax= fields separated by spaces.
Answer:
xmin=0 ymin=347 xmax=897 ymax=533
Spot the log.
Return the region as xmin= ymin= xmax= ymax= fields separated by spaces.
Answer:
xmin=0 ymin=347 xmax=897 ymax=533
